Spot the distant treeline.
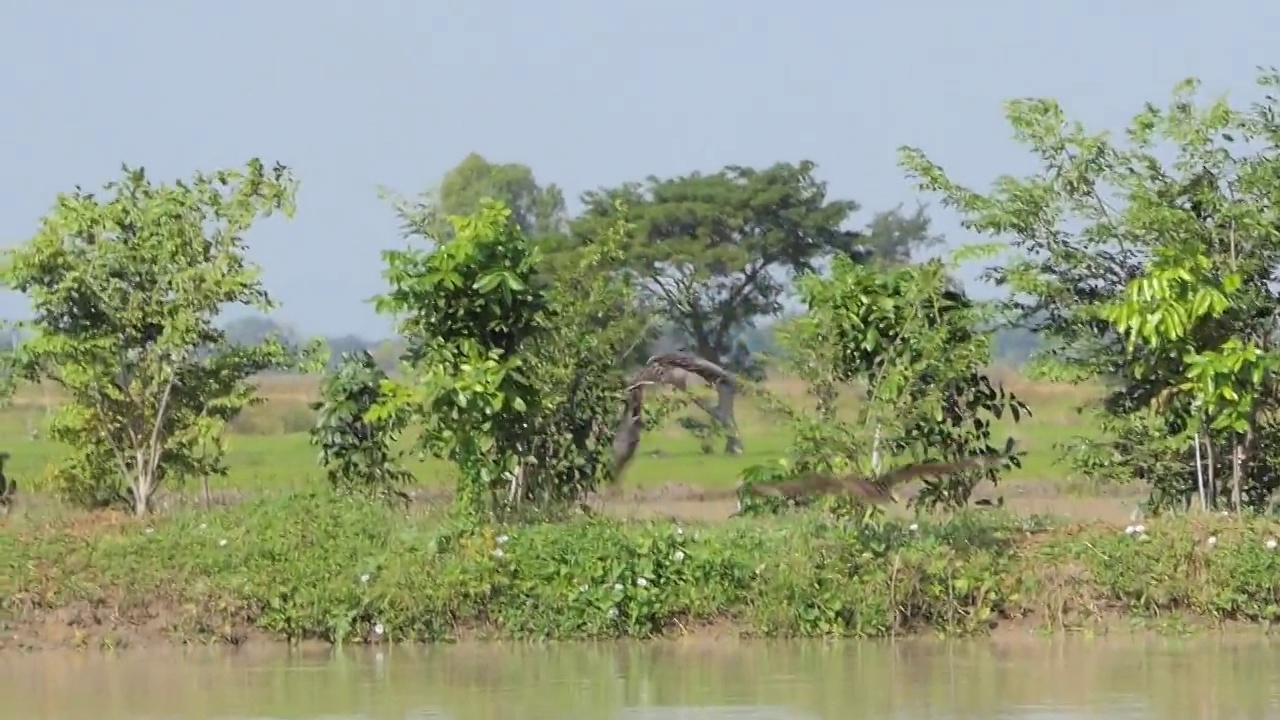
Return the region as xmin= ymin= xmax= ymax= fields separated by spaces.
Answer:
xmin=0 ymin=313 xmax=1045 ymax=374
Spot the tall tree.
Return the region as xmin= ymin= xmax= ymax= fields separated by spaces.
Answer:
xmin=899 ymin=70 xmax=1280 ymax=512
xmin=571 ymin=160 xmax=938 ymax=454
xmin=388 ymin=153 xmax=568 ymax=241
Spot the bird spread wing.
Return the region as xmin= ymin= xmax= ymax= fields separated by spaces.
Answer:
xmin=611 ymin=352 xmax=737 ymax=481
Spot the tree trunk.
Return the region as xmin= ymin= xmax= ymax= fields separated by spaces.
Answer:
xmin=1231 ymin=436 xmax=1244 ymax=514
xmin=1204 ymin=430 xmax=1216 ymax=511
xmin=1194 ymin=432 xmax=1207 ymax=512
xmin=133 ymin=450 xmax=152 ymax=517
xmin=872 ymin=425 xmax=883 ymax=475
xmin=133 ymin=477 xmax=152 ymax=516
xmin=716 ymin=383 xmax=744 ymax=455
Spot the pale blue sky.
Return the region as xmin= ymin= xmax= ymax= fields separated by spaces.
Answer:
xmin=2 ymin=0 xmax=1276 ymax=337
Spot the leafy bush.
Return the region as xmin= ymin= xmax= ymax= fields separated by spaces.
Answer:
xmin=744 ymin=255 xmax=1027 ymax=511
xmin=310 ymin=350 xmax=413 ymax=500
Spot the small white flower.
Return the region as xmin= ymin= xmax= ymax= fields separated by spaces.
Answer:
xmin=199 ymin=523 xmax=208 ymax=531
xmin=145 ymin=527 xmax=155 ymax=535
xmin=1207 ymin=536 xmax=1218 ymax=547
xmin=606 ymin=607 xmax=618 ymax=618
xmin=373 ymin=622 xmax=385 ymax=636
xmin=1124 ymin=525 xmax=1137 ymax=535
xmin=1267 ymin=538 xmax=1278 ymax=551
xmin=496 ymin=534 xmax=509 ymax=545
xmin=908 ymin=523 xmax=919 ymax=532
xmin=218 ymin=539 xmax=228 ymax=547
xmin=672 ymin=550 xmax=685 ymax=562
xmin=1134 ymin=524 xmax=1146 ymax=534
xmin=674 ymin=526 xmax=684 ymax=536
xmin=491 ymin=549 xmax=505 ymax=559
xmin=613 ymin=583 xmax=624 ymax=592
xmin=636 ymin=577 xmax=649 ymax=588
xmin=578 ymin=583 xmax=589 ymax=593
xmin=360 ymin=573 xmax=371 ymax=584
xmin=1221 ymin=511 xmax=1230 ymax=516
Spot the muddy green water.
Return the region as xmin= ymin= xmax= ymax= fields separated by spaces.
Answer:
xmin=1 ymin=637 xmax=1278 ymax=719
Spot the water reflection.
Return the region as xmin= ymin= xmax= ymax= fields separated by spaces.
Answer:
xmin=0 ymin=635 xmax=1276 ymax=719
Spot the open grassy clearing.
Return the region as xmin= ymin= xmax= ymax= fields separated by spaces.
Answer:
xmin=0 ymin=370 xmax=1146 ymax=525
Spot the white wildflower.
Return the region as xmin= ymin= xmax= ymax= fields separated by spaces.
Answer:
xmin=672 ymin=550 xmax=686 ymax=562
xmin=636 ymin=577 xmax=649 ymax=588
xmin=1267 ymin=538 xmax=1278 ymax=551
xmin=1124 ymin=525 xmax=1137 ymax=535
xmin=1134 ymin=524 xmax=1146 ymax=534
xmin=360 ymin=573 xmax=371 ymax=584
xmin=613 ymin=583 xmax=624 ymax=592
xmin=607 ymin=607 xmax=618 ymax=618
xmin=145 ymin=527 xmax=155 ymax=535
xmin=908 ymin=523 xmax=919 ymax=532
xmin=1207 ymin=536 xmax=1218 ymax=547
xmin=218 ymin=539 xmax=228 ymax=547
xmin=373 ymin=622 xmax=385 ymax=636
xmin=491 ymin=548 xmax=505 ymax=559
xmin=496 ymin=534 xmax=509 ymax=545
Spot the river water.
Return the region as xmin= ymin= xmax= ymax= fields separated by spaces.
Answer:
xmin=1 ymin=636 xmax=1277 ymax=719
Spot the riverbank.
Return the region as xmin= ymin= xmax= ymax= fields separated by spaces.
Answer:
xmin=2 ymin=492 xmax=1278 ymax=650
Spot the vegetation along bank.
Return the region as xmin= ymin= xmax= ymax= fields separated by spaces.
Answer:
xmin=3 ymin=494 xmax=1280 ymax=650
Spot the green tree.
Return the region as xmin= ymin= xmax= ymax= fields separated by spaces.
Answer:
xmin=385 ymin=152 xmax=568 ymax=241
xmin=572 ymin=160 xmax=936 ymax=454
xmin=745 ymin=252 xmax=1025 ymax=512
xmin=372 ymin=199 xmax=647 ymax=519
xmin=900 ymin=69 xmax=1280 ymax=512
xmin=0 ymin=160 xmax=320 ymax=514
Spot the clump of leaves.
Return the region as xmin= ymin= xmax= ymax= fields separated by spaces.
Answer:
xmin=0 ymin=160 xmax=320 ymax=515
xmin=311 ymin=350 xmax=414 ymax=501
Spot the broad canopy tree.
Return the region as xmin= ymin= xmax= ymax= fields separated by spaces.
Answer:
xmin=570 ymin=160 xmax=942 ymax=454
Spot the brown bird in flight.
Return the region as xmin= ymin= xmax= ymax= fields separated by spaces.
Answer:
xmin=740 ymin=437 xmax=1017 ymax=505
xmin=610 ymin=352 xmax=738 ymax=482
xmin=607 ymin=351 xmax=1015 ymax=509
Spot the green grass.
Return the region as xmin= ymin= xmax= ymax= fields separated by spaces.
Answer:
xmin=0 ymin=372 xmax=1103 ymax=495
xmin=3 ymin=492 xmax=1280 ymax=648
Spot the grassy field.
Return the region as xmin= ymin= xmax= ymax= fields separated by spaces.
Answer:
xmin=0 ymin=370 xmax=1127 ymax=513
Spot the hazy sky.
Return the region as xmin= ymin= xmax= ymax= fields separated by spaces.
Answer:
xmin=3 ymin=0 xmax=1276 ymax=337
